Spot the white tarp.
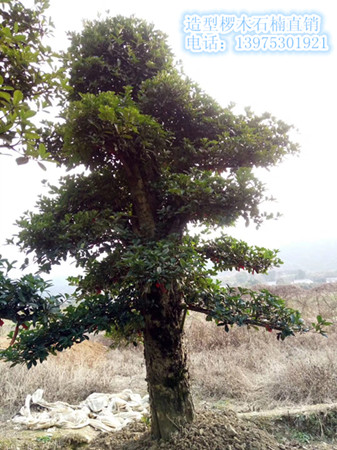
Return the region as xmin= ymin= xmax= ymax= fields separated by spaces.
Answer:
xmin=12 ymin=389 xmax=149 ymax=432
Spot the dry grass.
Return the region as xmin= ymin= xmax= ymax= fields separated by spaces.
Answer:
xmin=0 ymin=336 xmax=146 ymax=421
xmin=187 ymin=320 xmax=337 ymax=411
xmin=1 ymin=284 xmax=337 ymax=421
xmin=186 ymin=285 xmax=337 ymax=411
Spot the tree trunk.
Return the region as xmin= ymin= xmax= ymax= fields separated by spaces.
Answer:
xmin=143 ymin=290 xmax=194 ymax=440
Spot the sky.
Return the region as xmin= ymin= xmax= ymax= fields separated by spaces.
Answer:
xmin=0 ymin=0 xmax=336 ymax=278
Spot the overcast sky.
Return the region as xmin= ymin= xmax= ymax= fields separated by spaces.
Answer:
xmin=1 ymin=0 xmax=336 ymax=275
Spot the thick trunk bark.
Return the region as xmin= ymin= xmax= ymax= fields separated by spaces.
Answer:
xmin=143 ymin=290 xmax=194 ymax=440
xmin=119 ymin=153 xmax=157 ymax=238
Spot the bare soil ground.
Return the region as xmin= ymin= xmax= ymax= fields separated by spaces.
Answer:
xmin=1 ymin=404 xmax=337 ymax=449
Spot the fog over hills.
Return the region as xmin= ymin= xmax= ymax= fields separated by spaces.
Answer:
xmin=277 ymin=239 xmax=337 ymax=273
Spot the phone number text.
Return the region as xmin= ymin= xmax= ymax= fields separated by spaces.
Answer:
xmin=235 ymin=34 xmax=328 ymax=52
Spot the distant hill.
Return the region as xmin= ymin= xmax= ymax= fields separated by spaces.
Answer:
xmin=277 ymin=239 xmax=337 ymax=273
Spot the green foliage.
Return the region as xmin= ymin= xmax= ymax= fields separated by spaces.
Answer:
xmin=0 ymin=256 xmax=63 ymax=348
xmin=291 ymin=431 xmax=312 ymax=444
xmin=36 ymin=436 xmax=52 ymax=443
xmin=1 ymin=15 xmax=329 ymax=370
xmin=1 ymin=289 xmax=143 ymax=368
xmin=187 ymin=283 xmax=306 ymax=340
xmin=0 ymin=0 xmax=60 ymax=160
xmin=65 ymin=15 xmax=173 ymax=101
xmin=312 ymin=314 xmax=333 ymax=337
xmin=198 ymin=234 xmax=283 ymax=273
xmin=141 ymin=415 xmax=151 ymax=428
xmin=59 ymin=89 xmax=168 ymax=169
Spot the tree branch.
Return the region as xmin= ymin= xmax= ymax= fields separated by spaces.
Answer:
xmin=186 ymin=304 xmax=300 ymax=333
xmin=9 ymin=324 xmax=19 ymax=346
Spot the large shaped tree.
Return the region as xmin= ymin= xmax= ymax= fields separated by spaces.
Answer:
xmin=2 ymin=16 xmax=312 ymax=440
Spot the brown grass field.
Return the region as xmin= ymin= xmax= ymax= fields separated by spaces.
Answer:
xmin=1 ymin=283 xmax=337 ymax=448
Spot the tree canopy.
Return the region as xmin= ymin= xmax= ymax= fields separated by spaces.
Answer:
xmin=0 ymin=15 xmax=328 ymax=440
xmin=0 ymin=0 xmax=58 ymax=162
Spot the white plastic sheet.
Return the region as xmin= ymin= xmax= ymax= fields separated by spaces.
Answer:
xmin=12 ymin=389 xmax=149 ymax=432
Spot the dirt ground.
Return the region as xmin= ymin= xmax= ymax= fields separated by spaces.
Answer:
xmin=1 ymin=404 xmax=337 ymax=449
xmin=89 ymin=408 xmax=289 ymax=450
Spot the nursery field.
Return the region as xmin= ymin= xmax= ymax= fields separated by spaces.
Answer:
xmin=1 ymin=284 xmax=337 ymax=449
